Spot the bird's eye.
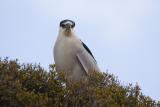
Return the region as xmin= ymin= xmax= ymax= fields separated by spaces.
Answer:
xmin=71 ymin=22 xmax=75 ymax=28
xmin=71 ymin=25 xmax=74 ymax=28
xmin=61 ymin=23 xmax=65 ymax=28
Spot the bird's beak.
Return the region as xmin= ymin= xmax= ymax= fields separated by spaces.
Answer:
xmin=64 ymin=23 xmax=72 ymax=36
xmin=65 ymin=23 xmax=71 ymax=30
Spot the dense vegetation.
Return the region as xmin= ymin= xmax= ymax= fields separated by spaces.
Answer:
xmin=0 ymin=58 xmax=159 ymax=107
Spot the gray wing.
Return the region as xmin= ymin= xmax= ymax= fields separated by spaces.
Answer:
xmin=76 ymin=41 xmax=100 ymax=74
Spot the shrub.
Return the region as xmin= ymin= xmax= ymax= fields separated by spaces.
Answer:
xmin=0 ymin=58 xmax=159 ymax=107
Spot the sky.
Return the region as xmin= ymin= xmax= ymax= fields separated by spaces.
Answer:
xmin=0 ymin=0 xmax=160 ymax=100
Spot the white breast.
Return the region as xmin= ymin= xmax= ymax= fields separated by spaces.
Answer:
xmin=54 ymin=33 xmax=82 ymax=73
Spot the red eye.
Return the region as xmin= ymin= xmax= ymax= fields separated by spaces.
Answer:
xmin=71 ymin=24 xmax=74 ymax=28
xmin=61 ymin=23 xmax=65 ymax=28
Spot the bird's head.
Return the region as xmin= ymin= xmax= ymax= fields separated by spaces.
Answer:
xmin=59 ymin=19 xmax=75 ymax=36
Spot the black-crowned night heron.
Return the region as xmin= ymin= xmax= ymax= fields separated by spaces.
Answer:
xmin=54 ymin=19 xmax=100 ymax=80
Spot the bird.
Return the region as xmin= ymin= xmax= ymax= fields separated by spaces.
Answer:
xmin=54 ymin=19 xmax=100 ymax=80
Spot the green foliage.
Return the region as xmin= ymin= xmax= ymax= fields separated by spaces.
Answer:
xmin=0 ymin=58 xmax=159 ymax=107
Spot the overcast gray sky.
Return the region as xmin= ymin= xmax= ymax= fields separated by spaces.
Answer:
xmin=0 ymin=0 xmax=160 ymax=100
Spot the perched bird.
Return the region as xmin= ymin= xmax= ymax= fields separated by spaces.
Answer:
xmin=54 ymin=19 xmax=100 ymax=80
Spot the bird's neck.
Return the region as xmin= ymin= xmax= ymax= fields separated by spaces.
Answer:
xmin=58 ymin=30 xmax=76 ymax=38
